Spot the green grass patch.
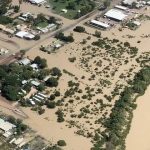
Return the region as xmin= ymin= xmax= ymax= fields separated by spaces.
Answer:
xmin=48 ymin=0 xmax=95 ymax=19
xmin=37 ymin=21 xmax=49 ymax=28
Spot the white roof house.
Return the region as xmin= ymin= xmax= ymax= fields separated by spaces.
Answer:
xmin=104 ymin=9 xmax=127 ymax=21
xmin=0 ymin=118 xmax=16 ymax=132
xmin=31 ymin=80 xmax=40 ymax=87
xmin=0 ymin=118 xmax=16 ymax=138
xmin=29 ymin=0 xmax=46 ymax=4
xmin=15 ymin=31 xmax=35 ymax=39
xmin=90 ymin=20 xmax=110 ymax=29
xmin=19 ymin=58 xmax=31 ymax=65
xmin=122 ymin=0 xmax=137 ymax=6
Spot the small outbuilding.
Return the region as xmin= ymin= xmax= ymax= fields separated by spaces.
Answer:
xmin=61 ymin=9 xmax=68 ymax=13
xmin=90 ymin=19 xmax=110 ymax=29
xmin=115 ymin=5 xmax=128 ymax=11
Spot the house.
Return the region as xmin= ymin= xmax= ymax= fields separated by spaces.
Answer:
xmin=19 ymin=58 xmax=31 ymax=65
xmin=13 ymin=137 xmax=24 ymax=146
xmin=0 ymin=118 xmax=16 ymax=138
xmin=15 ymin=31 xmax=35 ymax=40
xmin=36 ymin=23 xmax=57 ymax=33
xmin=122 ymin=0 xmax=137 ymax=6
xmin=104 ymin=9 xmax=127 ymax=21
xmin=18 ymin=12 xmax=33 ymax=21
xmin=90 ymin=19 xmax=110 ymax=29
xmin=31 ymin=80 xmax=40 ymax=87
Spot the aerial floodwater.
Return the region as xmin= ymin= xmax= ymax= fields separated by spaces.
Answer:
xmin=126 ymin=85 xmax=150 ymax=150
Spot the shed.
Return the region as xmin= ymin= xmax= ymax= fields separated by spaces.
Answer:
xmin=115 ymin=5 xmax=128 ymax=11
xmin=61 ymin=9 xmax=68 ymax=13
xmin=90 ymin=19 xmax=110 ymax=29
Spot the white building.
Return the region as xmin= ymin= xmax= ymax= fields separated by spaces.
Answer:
xmin=61 ymin=9 xmax=68 ymax=13
xmin=104 ymin=9 xmax=127 ymax=21
xmin=19 ymin=58 xmax=31 ymax=65
xmin=18 ymin=12 xmax=33 ymax=21
xmin=115 ymin=5 xmax=128 ymax=11
xmin=31 ymin=80 xmax=40 ymax=87
xmin=29 ymin=0 xmax=46 ymax=5
xmin=90 ymin=20 xmax=110 ymax=29
xmin=122 ymin=0 xmax=137 ymax=6
xmin=15 ymin=31 xmax=35 ymax=40
xmin=30 ymin=63 xmax=38 ymax=70
xmin=0 ymin=118 xmax=16 ymax=138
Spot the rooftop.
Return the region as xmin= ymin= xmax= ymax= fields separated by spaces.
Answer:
xmin=104 ymin=9 xmax=127 ymax=21
xmin=29 ymin=0 xmax=46 ymax=4
xmin=0 ymin=118 xmax=16 ymax=132
xmin=90 ymin=19 xmax=110 ymax=28
xmin=19 ymin=58 xmax=31 ymax=65
xmin=122 ymin=0 xmax=137 ymax=5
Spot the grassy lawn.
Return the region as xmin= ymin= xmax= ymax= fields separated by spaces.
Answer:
xmin=37 ymin=21 xmax=49 ymax=28
xmin=48 ymin=0 xmax=95 ymax=19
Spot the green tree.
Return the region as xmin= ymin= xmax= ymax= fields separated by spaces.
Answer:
xmin=46 ymin=77 xmax=58 ymax=87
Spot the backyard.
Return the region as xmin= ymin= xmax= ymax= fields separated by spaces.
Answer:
xmin=48 ymin=0 xmax=95 ymax=19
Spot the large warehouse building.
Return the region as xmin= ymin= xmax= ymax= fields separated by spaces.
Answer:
xmin=104 ymin=9 xmax=127 ymax=21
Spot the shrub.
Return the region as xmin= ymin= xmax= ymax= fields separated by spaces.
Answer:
xmin=34 ymin=35 xmax=40 ymax=40
xmin=73 ymin=26 xmax=85 ymax=32
xmin=57 ymin=140 xmax=66 ymax=146
xmin=46 ymin=77 xmax=58 ymax=87
xmin=46 ymin=101 xmax=56 ymax=109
